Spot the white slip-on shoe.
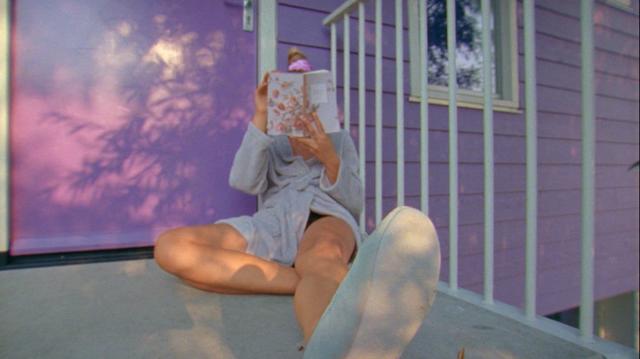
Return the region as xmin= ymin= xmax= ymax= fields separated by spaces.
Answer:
xmin=303 ymin=206 xmax=441 ymax=359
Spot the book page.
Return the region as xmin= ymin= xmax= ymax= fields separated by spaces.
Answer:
xmin=304 ymin=70 xmax=340 ymax=134
xmin=309 ymin=82 xmax=328 ymax=104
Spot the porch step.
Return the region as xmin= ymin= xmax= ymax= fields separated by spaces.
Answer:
xmin=0 ymin=259 xmax=605 ymax=359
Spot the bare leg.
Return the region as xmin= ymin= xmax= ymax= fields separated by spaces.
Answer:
xmin=154 ymin=223 xmax=300 ymax=295
xmin=292 ymin=217 xmax=356 ymax=344
xmin=294 ymin=260 xmax=349 ymax=342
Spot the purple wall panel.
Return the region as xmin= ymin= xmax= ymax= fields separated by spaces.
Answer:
xmin=531 ymin=4 xmax=640 ymax=58
xmin=597 ymin=141 xmax=640 ymax=165
xmin=362 ymin=162 xmax=525 ymax=197
xmin=277 ymin=0 xmax=639 ymax=315
xmin=10 ymin=0 xmax=257 ymax=255
xmin=595 ymin=94 xmax=640 ymax=122
xmin=362 ymin=189 xmax=638 ymax=229
xmin=591 ymin=2 xmax=640 ymax=36
xmin=535 ymin=0 xmax=640 ymax=36
xmin=368 ymin=211 xmax=637 ymax=267
xmin=596 ymin=118 xmax=639 ymax=143
xmin=516 ymin=30 xmax=639 ymax=80
xmin=594 ymin=209 xmax=640 ymax=234
xmin=517 ymin=81 xmax=639 ymax=121
xmin=533 ymin=242 xmax=638 ymax=314
xmin=537 ymin=112 xmax=640 ymax=143
xmin=594 ymin=26 xmax=640 ymax=58
xmin=460 ymin=228 xmax=638 ymax=314
xmin=519 ymin=55 xmax=639 ymax=101
xmin=595 ymin=166 xmax=640 ymax=188
xmin=362 ymin=196 xmax=637 ymax=315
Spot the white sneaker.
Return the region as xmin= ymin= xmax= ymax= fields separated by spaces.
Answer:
xmin=303 ymin=206 xmax=441 ymax=359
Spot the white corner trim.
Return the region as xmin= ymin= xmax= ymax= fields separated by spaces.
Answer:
xmin=0 ymin=0 xmax=10 ymax=254
xmin=256 ymin=0 xmax=276 ymax=211
xmin=258 ymin=0 xmax=277 ymax=82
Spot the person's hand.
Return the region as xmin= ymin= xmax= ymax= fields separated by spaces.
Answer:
xmin=254 ymin=72 xmax=269 ymax=113
xmin=290 ymin=112 xmax=341 ymax=183
xmin=252 ymin=72 xmax=270 ymax=132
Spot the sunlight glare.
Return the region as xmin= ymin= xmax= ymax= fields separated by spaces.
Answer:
xmin=144 ymin=38 xmax=185 ymax=78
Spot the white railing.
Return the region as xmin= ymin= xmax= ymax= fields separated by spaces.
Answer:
xmin=580 ymin=0 xmax=596 ymax=340
xmin=322 ymin=0 xmax=629 ymax=357
xmin=523 ymin=0 xmax=539 ymax=321
xmin=480 ymin=0 xmax=495 ymax=306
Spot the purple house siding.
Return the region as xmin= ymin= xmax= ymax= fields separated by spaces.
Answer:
xmin=277 ymin=0 xmax=639 ymax=315
xmin=9 ymin=0 xmax=257 ymax=255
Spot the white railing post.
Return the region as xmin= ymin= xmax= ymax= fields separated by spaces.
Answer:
xmin=419 ymin=0 xmax=429 ymax=215
xmin=331 ymin=23 xmax=337 ymax=85
xmin=446 ymin=0 xmax=459 ymax=291
xmin=395 ymin=0 xmax=405 ymax=207
xmin=481 ymin=0 xmax=494 ymax=305
xmin=580 ymin=0 xmax=595 ymax=342
xmin=343 ymin=14 xmax=351 ymax=130
xmin=524 ymin=0 xmax=538 ymax=320
xmin=375 ymin=0 xmax=383 ymax=225
xmin=358 ymin=2 xmax=366 ymax=230
xmin=0 ymin=0 xmax=9 ymax=262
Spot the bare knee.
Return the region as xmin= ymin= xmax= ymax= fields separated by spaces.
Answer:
xmin=154 ymin=228 xmax=194 ymax=275
xmin=294 ymin=247 xmax=349 ymax=283
xmin=156 ymin=223 xmax=245 ymax=264
xmin=295 ymin=217 xmax=355 ymax=281
xmin=154 ymin=225 xmax=223 ymax=274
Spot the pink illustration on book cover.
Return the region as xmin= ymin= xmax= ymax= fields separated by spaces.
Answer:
xmin=267 ymin=70 xmax=340 ymax=137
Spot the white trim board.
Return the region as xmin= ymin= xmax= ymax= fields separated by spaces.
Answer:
xmin=256 ymin=0 xmax=277 ymax=211
xmin=258 ymin=0 xmax=277 ymax=82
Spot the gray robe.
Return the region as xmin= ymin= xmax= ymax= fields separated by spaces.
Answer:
xmin=217 ymin=122 xmax=363 ymax=265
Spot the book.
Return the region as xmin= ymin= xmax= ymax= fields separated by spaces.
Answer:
xmin=266 ymin=69 xmax=340 ymax=137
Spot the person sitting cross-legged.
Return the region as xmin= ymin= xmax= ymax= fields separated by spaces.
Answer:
xmin=154 ymin=47 xmax=441 ymax=358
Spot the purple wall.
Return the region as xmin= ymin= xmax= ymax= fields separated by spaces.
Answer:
xmin=10 ymin=0 xmax=257 ymax=254
xmin=277 ymin=0 xmax=639 ymax=315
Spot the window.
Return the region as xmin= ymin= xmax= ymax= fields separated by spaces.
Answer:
xmin=408 ymin=0 xmax=518 ymax=111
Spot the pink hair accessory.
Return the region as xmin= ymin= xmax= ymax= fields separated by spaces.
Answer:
xmin=288 ymin=59 xmax=312 ymax=72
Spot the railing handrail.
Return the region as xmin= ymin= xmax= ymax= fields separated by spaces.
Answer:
xmin=323 ymin=0 xmax=367 ymax=26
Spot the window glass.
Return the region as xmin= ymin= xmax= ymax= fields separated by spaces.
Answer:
xmin=408 ymin=0 xmax=519 ymax=108
xmin=426 ymin=0 xmax=496 ymax=93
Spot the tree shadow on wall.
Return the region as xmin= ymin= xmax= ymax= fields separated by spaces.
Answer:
xmin=22 ymin=3 xmax=256 ymax=246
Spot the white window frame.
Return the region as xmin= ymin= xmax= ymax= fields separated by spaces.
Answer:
xmin=407 ymin=0 xmax=519 ymax=112
xmin=258 ymin=0 xmax=277 ymax=83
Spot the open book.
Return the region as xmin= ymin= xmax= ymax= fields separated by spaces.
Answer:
xmin=267 ymin=70 xmax=340 ymax=137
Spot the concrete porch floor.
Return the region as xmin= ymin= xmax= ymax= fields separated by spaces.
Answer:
xmin=0 ymin=259 xmax=607 ymax=359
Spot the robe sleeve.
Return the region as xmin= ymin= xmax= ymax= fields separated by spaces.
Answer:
xmin=229 ymin=122 xmax=274 ymax=195
xmin=319 ymin=131 xmax=363 ymax=219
